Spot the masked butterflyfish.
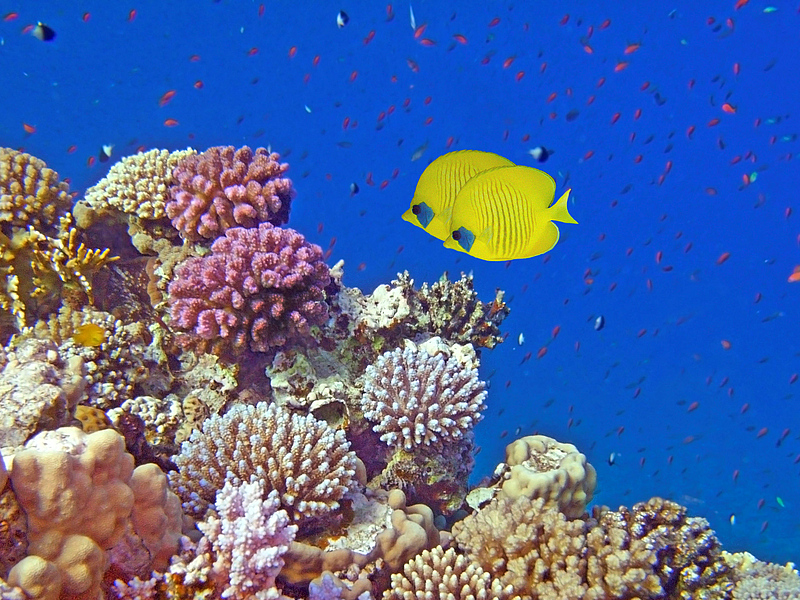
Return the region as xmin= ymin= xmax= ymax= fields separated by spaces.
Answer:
xmin=442 ymin=165 xmax=578 ymax=261
xmin=402 ymin=150 xmax=515 ymax=241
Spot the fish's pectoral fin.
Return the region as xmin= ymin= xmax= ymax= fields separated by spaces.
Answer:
xmin=547 ymin=189 xmax=578 ymax=224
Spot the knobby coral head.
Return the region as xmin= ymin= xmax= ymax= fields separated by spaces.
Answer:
xmin=166 ymin=145 xmax=294 ymax=241
xmin=167 ymin=223 xmax=330 ymax=354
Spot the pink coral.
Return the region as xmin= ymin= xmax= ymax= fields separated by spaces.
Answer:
xmin=168 ymin=223 xmax=330 ymax=354
xmin=166 ymin=145 xmax=294 ymax=241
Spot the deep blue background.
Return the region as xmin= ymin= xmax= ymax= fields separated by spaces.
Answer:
xmin=2 ymin=0 xmax=798 ymax=562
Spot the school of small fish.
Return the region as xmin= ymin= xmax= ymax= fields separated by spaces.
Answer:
xmin=3 ymin=0 xmax=798 ymax=562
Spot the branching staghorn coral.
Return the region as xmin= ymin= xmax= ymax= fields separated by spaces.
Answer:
xmin=168 ymin=402 xmax=358 ymax=529
xmin=196 ymin=479 xmax=297 ymax=600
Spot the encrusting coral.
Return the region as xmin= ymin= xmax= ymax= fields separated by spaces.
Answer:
xmin=5 ymin=427 xmax=182 ymax=600
xmin=496 ymin=434 xmax=597 ymax=519
xmin=361 ymin=344 xmax=487 ymax=450
xmin=168 ymin=402 xmax=358 ymax=528
xmin=166 ymin=145 xmax=294 ymax=241
xmin=168 ymin=222 xmax=331 ymax=355
xmin=0 ymin=337 xmax=85 ymax=454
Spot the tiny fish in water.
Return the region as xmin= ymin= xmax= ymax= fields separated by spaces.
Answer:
xmin=527 ymin=145 xmax=552 ymax=163
xmin=336 ymin=10 xmax=349 ymax=28
xmin=33 ymin=22 xmax=56 ymax=41
xmin=608 ymin=452 xmax=618 ymax=466
xmin=594 ymin=315 xmax=605 ymax=331
xmin=98 ymin=144 xmax=114 ymax=163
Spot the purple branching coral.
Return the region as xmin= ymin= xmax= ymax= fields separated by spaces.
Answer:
xmin=168 ymin=223 xmax=331 ymax=354
xmin=361 ymin=346 xmax=487 ymax=450
xmin=166 ymin=145 xmax=295 ymax=241
xmin=168 ymin=402 xmax=358 ymax=528
xmin=198 ymin=479 xmax=297 ymax=600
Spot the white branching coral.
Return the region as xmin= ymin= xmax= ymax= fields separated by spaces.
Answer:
xmin=168 ymin=402 xmax=358 ymax=524
xmin=361 ymin=345 xmax=487 ymax=450
xmin=199 ymin=480 xmax=297 ymax=600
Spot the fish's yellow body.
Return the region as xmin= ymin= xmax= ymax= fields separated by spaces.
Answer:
xmin=402 ymin=150 xmax=514 ymax=241
xmin=72 ymin=323 xmax=106 ymax=347
xmin=442 ymin=165 xmax=577 ymax=261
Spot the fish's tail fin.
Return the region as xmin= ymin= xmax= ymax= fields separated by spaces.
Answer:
xmin=547 ymin=189 xmax=578 ymax=224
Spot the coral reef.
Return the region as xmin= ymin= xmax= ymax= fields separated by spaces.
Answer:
xmin=77 ymin=148 xmax=197 ymax=223
xmin=452 ymin=493 xmax=731 ymax=600
xmin=168 ymin=402 xmax=358 ymax=528
xmin=166 ymin=145 xmax=294 ymax=241
xmin=197 ymin=480 xmax=298 ymax=600
xmin=4 ymin=427 xmax=181 ymax=599
xmin=495 ymin=434 xmax=597 ymax=519
xmin=168 ymin=222 xmax=330 ymax=354
xmin=0 ymin=144 xmax=794 ymax=600
xmin=0 ymin=148 xmax=71 ymax=237
xmin=724 ymin=551 xmax=800 ymax=599
xmin=408 ymin=271 xmax=510 ymax=350
xmin=331 ymin=270 xmax=509 ymax=371
xmin=27 ymin=305 xmax=164 ymax=410
xmin=385 ymin=546 xmax=516 ymax=600
xmin=361 ymin=343 xmax=487 ymax=450
xmin=0 ymin=337 xmax=84 ymax=454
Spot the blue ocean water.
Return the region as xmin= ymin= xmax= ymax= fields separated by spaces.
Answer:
xmin=2 ymin=0 xmax=797 ymax=563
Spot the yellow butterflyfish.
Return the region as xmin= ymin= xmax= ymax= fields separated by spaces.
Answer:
xmin=402 ymin=150 xmax=514 ymax=241
xmin=442 ymin=165 xmax=577 ymax=261
xmin=72 ymin=323 xmax=106 ymax=347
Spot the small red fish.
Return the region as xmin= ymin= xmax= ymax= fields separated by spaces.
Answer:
xmin=159 ymin=90 xmax=176 ymax=107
